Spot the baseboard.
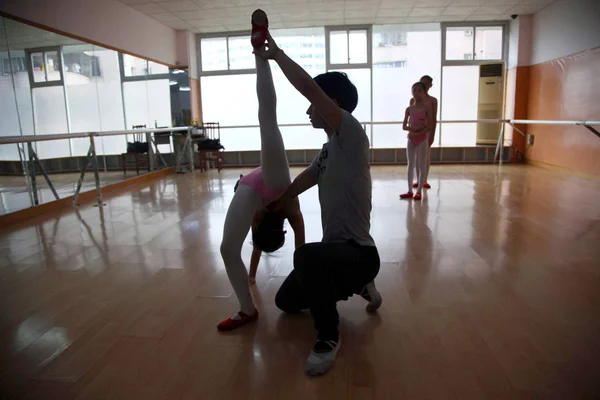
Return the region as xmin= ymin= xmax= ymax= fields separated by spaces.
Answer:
xmin=0 ymin=167 xmax=176 ymax=227
xmin=526 ymin=159 xmax=600 ymax=181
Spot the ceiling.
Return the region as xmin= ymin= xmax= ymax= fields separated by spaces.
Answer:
xmin=117 ymin=0 xmax=560 ymax=33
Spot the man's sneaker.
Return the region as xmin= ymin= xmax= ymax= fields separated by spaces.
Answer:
xmin=305 ymin=339 xmax=341 ymax=376
xmin=360 ymin=281 xmax=382 ymax=313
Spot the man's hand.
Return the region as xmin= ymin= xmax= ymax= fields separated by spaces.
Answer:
xmin=253 ymin=32 xmax=281 ymax=60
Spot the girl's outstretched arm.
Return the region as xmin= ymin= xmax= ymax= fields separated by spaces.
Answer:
xmin=255 ymin=34 xmax=344 ymax=133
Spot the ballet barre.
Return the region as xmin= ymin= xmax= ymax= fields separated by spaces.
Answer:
xmin=216 ymin=118 xmax=600 ymax=166
xmin=0 ymin=118 xmax=597 ymax=209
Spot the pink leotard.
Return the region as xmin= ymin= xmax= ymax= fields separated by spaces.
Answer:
xmin=238 ymin=167 xmax=287 ymax=204
xmin=409 ymin=107 xmax=428 ymax=145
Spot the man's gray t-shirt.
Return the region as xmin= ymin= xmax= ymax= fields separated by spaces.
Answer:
xmin=307 ymin=110 xmax=375 ymax=247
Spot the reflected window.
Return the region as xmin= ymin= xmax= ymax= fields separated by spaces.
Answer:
xmin=28 ymin=48 xmax=63 ymax=84
xmin=122 ymin=54 xmax=168 ymax=77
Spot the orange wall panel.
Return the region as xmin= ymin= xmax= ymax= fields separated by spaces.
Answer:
xmin=527 ymin=46 xmax=600 ymax=176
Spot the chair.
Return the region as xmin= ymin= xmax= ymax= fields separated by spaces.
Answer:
xmin=122 ymin=125 xmax=150 ymax=175
xmin=197 ymin=122 xmax=223 ymax=172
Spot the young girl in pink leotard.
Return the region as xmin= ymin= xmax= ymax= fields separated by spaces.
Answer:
xmin=217 ymin=10 xmax=306 ymax=331
xmin=400 ymin=82 xmax=433 ymax=201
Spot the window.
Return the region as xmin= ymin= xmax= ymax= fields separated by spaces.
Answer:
xmin=373 ymin=61 xmax=407 ymax=68
xmin=440 ymin=66 xmax=479 ymax=146
xmin=200 ymin=37 xmax=228 ymax=72
xmin=200 ymin=34 xmax=253 ymax=73
xmin=443 ymin=23 xmax=505 ymax=62
xmin=475 ymin=26 xmax=503 ymax=60
xmin=200 ymin=28 xmax=326 ymax=151
xmin=440 ymin=22 xmax=507 ymax=147
xmin=271 ymin=28 xmax=326 ymax=72
xmin=372 ymin=24 xmax=441 ymax=149
xmin=330 ymin=31 xmax=349 ymax=64
xmin=227 ymin=36 xmax=254 ymax=70
xmin=327 ymin=27 xmax=370 ymax=67
xmin=445 ymin=27 xmax=474 ymax=61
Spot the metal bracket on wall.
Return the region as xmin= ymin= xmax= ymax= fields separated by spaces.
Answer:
xmin=508 ymin=122 xmax=526 ymax=137
xmin=581 ymin=124 xmax=600 ymax=139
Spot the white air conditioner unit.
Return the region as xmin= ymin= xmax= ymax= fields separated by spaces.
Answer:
xmin=476 ymin=62 xmax=505 ymax=145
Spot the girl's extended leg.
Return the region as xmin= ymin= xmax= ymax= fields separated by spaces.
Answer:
xmin=416 ymin=141 xmax=428 ymax=193
xmin=220 ymin=184 xmax=262 ymax=317
xmin=255 ymin=55 xmax=290 ymax=190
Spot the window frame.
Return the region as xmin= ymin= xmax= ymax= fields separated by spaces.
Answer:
xmin=198 ymin=31 xmax=256 ymax=77
xmin=441 ymin=21 xmax=509 ymax=66
xmin=325 ymin=25 xmax=372 ymax=70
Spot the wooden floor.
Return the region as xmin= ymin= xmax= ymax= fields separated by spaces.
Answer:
xmin=0 ymin=171 xmax=143 ymax=216
xmin=0 ymin=165 xmax=599 ymax=400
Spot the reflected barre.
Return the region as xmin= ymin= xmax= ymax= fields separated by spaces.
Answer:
xmin=1 ymin=126 xmax=198 ymax=210
xmin=0 ymin=126 xmax=190 ymax=146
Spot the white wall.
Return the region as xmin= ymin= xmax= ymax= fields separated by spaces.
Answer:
xmin=531 ymin=0 xmax=600 ymax=64
xmin=517 ymin=15 xmax=532 ymax=67
xmin=175 ymin=30 xmax=188 ymax=70
xmin=508 ymin=19 xmax=520 ymax=69
xmin=508 ymin=15 xmax=532 ymax=69
xmin=174 ymin=30 xmax=197 ymax=77
xmin=0 ymin=0 xmax=179 ymax=66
